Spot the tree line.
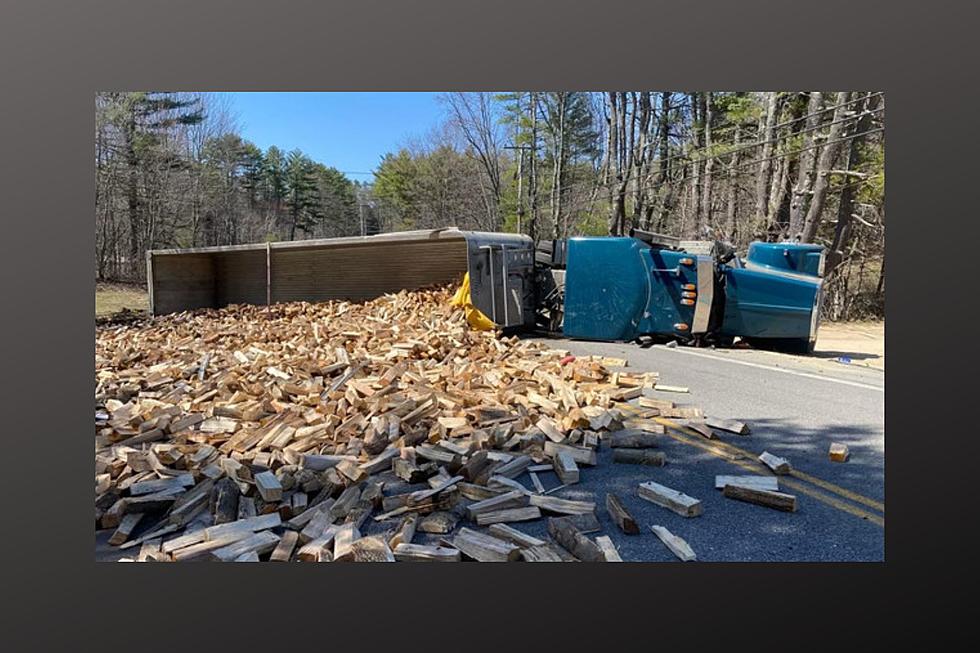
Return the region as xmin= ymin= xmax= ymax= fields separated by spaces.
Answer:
xmin=96 ymin=91 xmax=884 ymax=320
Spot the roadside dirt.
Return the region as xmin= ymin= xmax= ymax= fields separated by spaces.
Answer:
xmin=814 ymin=321 xmax=884 ymax=370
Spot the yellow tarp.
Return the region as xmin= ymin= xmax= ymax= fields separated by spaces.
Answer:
xmin=450 ymin=272 xmax=495 ymax=331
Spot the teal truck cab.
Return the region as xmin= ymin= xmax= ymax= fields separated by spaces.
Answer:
xmin=558 ymin=232 xmax=825 ymax=353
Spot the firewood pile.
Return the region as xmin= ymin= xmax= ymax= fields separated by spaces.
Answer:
xmin=95 ymin=285 xmax=735 ymax=562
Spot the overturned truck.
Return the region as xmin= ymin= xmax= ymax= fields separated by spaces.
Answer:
xmin=147 ymin=227 xmax=824 ymax=353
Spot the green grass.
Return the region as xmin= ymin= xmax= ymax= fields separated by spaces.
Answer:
xmin=96 ymin=283 xmax=148 ymax=317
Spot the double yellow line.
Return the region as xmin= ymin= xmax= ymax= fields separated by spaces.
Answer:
xmin=621 ymin=405 xmax=885 ymax=527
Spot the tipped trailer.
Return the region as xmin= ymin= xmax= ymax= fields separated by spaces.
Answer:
xmin=147 ymin=227 xmax=824 ymax=354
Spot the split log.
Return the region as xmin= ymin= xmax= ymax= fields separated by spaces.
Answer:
xmin=554 ymin=452 xmax=579 ymax=485
xmin=829 ymin=443 xmax=850 ymax=462
xmin=705 ymin=417 xmax=750 ymax=435
xmin=487 ymin=524 xmax=546 ymax=548
xmin=254 ymin=471 xmax=283 ymax=502
xmin=595 ymin=535 xmax=623 ymax=562
xmin=528 ymin=495 xmax=596 ymax=515
xmin=650 ymin=525 xmax=696 ymax=561
xmin=270 ymin=530 xmax=299 ymax=562
xmin=466 ymin=490 xmax=527 ymax=520
xmin=714 ymin=475 xmax=778 ymax=492
xmin=393 ymin=543 xmax=461 ymax=562
xmin=758 ymin=451 xmax=792 ymax=475
xmin=108 ymin=513 xmax=144 ymax=546
xmin=605 ymin=493 xmax=639 ymax=534
xmin=543 ymin=441 xmax=596 ymax=466
xmin=475 ymin=506 xmax=542 ymax=526
xmin=722 ymin=485 xmax=797 ymax=512
xmin=547 ymin=517 xmax=604 ymax=562
xmin=638 ymin=480 xmax=703 ymax=517
xmin=451 ymin=527 xmax=521 ymax=562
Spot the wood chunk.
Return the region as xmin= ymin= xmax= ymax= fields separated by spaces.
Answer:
xmin=609 ymin=430 xmax=660 ymax=448
xmin=297 ymin=526 xmax=339 ymax=562
xmin=332 ymin=523 xmax=362 ymax=562
xmin=492 ymin=454 xmax=532 ymax=479
xmin=466 ymin=490 xmax=528 ymax=519
xmin=554 ymin=452 xmax=580 ymax=485
xmin=561 ymin=512 xmax=601 ymax=533
xmin=680 ymin=419 xmax=715 ymax=439
xmin=661 ymin=406 xmax=703 ymax=419
xmin=234 ymin=551 xmax=260 ymax=562
xmin=458 ymin=482 xmax=507 ymax=502
xmin=638 ymin=480 xmax=703 ymax=517
xmin=475 ymin=506 xmax=542 ymax=526
xmin=639 ymin=397 xmax=674 ymax=410
xmin=418 ymin=511 xmax=460 ymax=534
xmin=714 ymin=475 xmax=778 ymax=492
xmin=654 ymin=384 xmax=689 ymax=393
xmin=521 ymin=543 xmax=571 ymax=562
xmin=547 ymin=517 xmax=604 ymax=562
xmin=336 ymin=459 xmax=369 ymax=484
xmin=254 ymin=471 xmax=283 ymax=502
xmin=171 ymin=530 xmax=254 ymax=561
xmin=270 ymin=530 xmax=299 ymax=562
xmin=829 ymin=443 xmax=850 ymax=462
xmin=347 ymin=536 xmax=396 ymax=562
xmin=529 ymin=471 xmax=545 ymax=493
xmin=359 ymin=447 xmax=399 ymax=474
xmin=595 ymin=535 xmax=623 ymax=562
xmin=612 ymin=449 xmax=666 ymax=466
xmin=409 ymin=474 xmax=463 ymax=505
xmin=302 ymin=454 xmax=355 ymax=471
xmin=128 ymin=474 xmax=194 ymax=496
xmin=650 ymin=525 xmax=697 ymax=561
xmin=487 ymin=523 xmax=546 ymax=548
xmin=388 ymin=513 xmax=418 ymax=549
xmin=543 ymin=441 xmax=596 ymax=466
xmin=458 ymin=450 xmax=491 ymax=482
xmin=205 ymin=513 xmax=282 ymax=541
xmin=528 ymin=494 xmax=596 ymax=515
xmin=108 ymin=513 xmax=144 ymax=546
xmin=536 ymin=417 xmax=565 ymax=443
xmin=722 ymin=485 xmax=797 ymax=512
xmin=705 ymin=417 xmax=750 ymax=435
xmin=452 ymin=527 xmax=521 ymax=562
xmin=758 ymin=451 xmax=792 ymax=475
xmin=394 ymin=543 xmax=461 ymax=562
xmin=605 ymin=493 xmax=640 ymax=534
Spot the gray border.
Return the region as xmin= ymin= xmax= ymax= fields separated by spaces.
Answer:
xmin=3 ymin=0 xmax=975 ymax=646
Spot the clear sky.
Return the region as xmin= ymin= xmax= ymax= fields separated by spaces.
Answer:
xmin=216 ymin=92 xmax=445 ymax=182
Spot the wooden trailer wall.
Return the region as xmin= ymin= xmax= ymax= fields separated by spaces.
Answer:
xmin=147 ymin=230 xmax=470 ymax=316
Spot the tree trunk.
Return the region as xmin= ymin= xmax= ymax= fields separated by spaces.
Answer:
xmin=528 ymin=92 xmax=539 ymax=243
xmin=801 ymin=92 xmax=853 ymax=242
xmin=753 ymin=92 xmax=779 ymax=224
xmin=700 ymin=92 xmax=713 ymax=234
xmin=688 ymin=93 xmax=702 ymax=236
xmin=787 ymin=91 xmax=825 ymax=238
xmin=725 ymin=125 xmax=741 ymax=240
xmin=824 ymin=92 xmax=880 ymax=276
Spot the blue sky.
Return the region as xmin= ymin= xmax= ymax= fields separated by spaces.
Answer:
xmin=216 ymin=92 xmax=445 ymax=182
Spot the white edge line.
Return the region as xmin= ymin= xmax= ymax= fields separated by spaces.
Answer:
xmin=651 ymin=345 xmax=885 ymax=392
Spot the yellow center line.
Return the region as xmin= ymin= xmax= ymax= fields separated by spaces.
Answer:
xmin=656 ymin=415 xmax=886 ymax=514
xmin=617 ymin=404 xmax=885 ymax=527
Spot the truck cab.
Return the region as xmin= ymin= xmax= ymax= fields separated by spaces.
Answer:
xmin=560 ymin=234 xmax=824 ymax=354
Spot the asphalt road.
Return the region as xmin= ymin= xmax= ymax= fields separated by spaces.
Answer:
xmin=97 ymin=340 xmax=884 ymax=563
